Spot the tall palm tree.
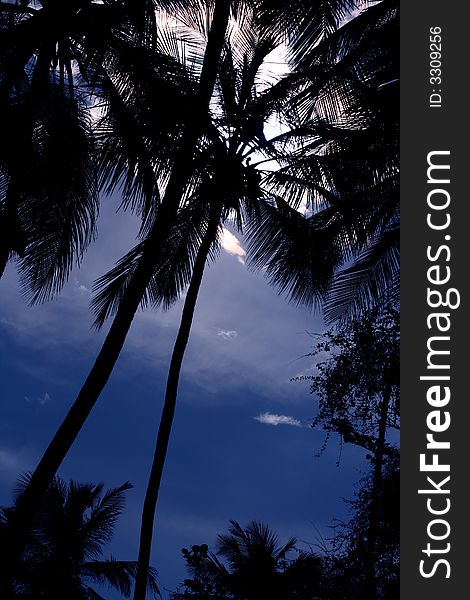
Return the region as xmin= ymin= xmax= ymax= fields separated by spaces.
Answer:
xmin=2 ymin=0 xmax=234 ymax=580
xmin=122 ymin=5 xmax=398 ymax=595
xmin=0 ymin=477 xmax=159 ymax=599
xmin=0 ymin=1 xmax=183 ymax=587
xmin=6 ymin=1 xmax=397 ymax=590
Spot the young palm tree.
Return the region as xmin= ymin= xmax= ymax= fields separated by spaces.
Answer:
xmin=215 ymin=520 xmax=302 ymax=600
xmin=0 ymin=477 xmax=159 ymax=599
xmin=171 ymin=520 xmax=324 ymax=600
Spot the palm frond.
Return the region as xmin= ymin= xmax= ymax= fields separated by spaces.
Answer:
xmin=245 ymin=197 xmax=346 ymax=309
xmin=7 ymin=85 xmax=99 ymax=303
xmin=93 ymin=39 xmax=199 ymax=221
xmin=288 ymin=1 xmax=398 ymax=125
xmin=288 ymin=0 xmax=397 ymax=71
xmin=91 ymin=241 xmax=147 ymax=328
xmin=79 ymin=482 xmax=132 ymax=559
xmin=216 ymin=520 xmax=296 ymax=570
xmin=91 ymin=198 xmax=213 ymax=327
xmin=82 ymin=558 xmax=160 ymax=598
xmin=324 ymin=222 xmax=399 ymax=324
xmin=257 ymin=0 xmax=359 ymax=62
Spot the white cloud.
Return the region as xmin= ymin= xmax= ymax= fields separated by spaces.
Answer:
xmin=220 ymin=228 xmax=246 ymax=264
xmin=216 ymin=328 xmax=238 ymax=341
xmin=254 ymin=412 xmax=302 ymax=427
xmin=74 ymin=278 xmax=91 ymax=295
xmin=25 ymin=392 xmax=51 ymax=406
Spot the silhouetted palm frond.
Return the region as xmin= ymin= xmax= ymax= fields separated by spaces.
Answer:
xmin=13 ymin=87 xmax=99 ymax=303
xmin=82 ymin=558 xmax=160 ymax=598
xmin=324 ymin=221 xmax=399 ymax=324
xmin=217 ymin=520 xmax=297 ymax=566
xmin=0 ymin=0 xmax=159 ymax=291
xmin=1 ymin=475 xmax=159 ymax=598
xmin=91 ymin=197 xmax=216 ymax=327
xmin=258 ymin=0 xmax=359 ymax=62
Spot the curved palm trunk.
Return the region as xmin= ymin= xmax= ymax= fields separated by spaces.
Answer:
xmin=3 ymin=1 xmax=231 ymax=593
xmin=364 ymin=382 xmax=392 ymax=600
xmin=133 ymin=206 xmax=221 ymax=600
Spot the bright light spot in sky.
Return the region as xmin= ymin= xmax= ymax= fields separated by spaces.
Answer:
xmin=220 ymin=228 xmax=246 ymax=264
xmin=254 ymin=412 xmax=302 ymax=427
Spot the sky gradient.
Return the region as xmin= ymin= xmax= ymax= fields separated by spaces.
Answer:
xmin=0 ymin=199 xmax=368 ymax=598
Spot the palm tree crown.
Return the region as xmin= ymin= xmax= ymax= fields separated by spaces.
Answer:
xmin=0 ymin=0 xmax=157 ymax=297
xmin=0 ymin=477 xmax=159 ymax=599
xmin=172 ymin=520 xmax=324 ymax=600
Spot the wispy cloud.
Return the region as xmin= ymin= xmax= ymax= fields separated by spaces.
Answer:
xmin=220 ymin=228 xmax=246 ymax=264
xmin=24 ymin=392 xmax=51 ymax=406
xmin=74 ymin=278 xmax=91 ymax=295
xmin=254 ymin=412 xmax=302 ymax=427
xmin=216 ymin=329 xmax=238 ymax=341
xmin=0 ymin=447 xmax=34 ymax=480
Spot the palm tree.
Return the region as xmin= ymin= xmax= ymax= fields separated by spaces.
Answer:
xmin=7 ymin=1 xmax=398 ymax=591
xmin=215 ymin=520 xmax=316 ymax=600
xmin=171 ymin=520 xmax=324 ymax=600
xmin=0 ymin=1 xmax=159 ymax=293
xmin=1 ymin=0 xmax=234 ymax=582
xmin=124 ymin=5 xmax=398 ymax=595
xmin=261 ymin=0 xmax=399 ymax=324
xmin=0 ymin=477 xmax=159 ymax=599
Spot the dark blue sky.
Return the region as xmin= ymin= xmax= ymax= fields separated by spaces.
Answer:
xmin=0 ymin=201 xmax=368 ymax=598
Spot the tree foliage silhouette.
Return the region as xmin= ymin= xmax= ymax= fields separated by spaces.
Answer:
xmin=0 ymin=476 xmax=159 ymax=599
xmin=0 ymin=3 xmax=399 ymax=598
xmin=171 ymin=520 xmax=326 ymax=600
xmin=0 ymin=0 xmax=157 ymax=289
xmin=323 ymin=457 xmax=399 ymax=600
xmin=298 ymin=305 xmax=399 ymax=599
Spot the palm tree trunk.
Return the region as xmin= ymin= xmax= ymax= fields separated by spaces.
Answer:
xmin=4 ymin=0 xmax=232 ymax=592
xmin=2 ymin=183 xmax=191 ymax=596
xmin=364 ymin=382 xmax=392 ymax=600
xmin=133 ymin=205 xmax=221 ymax=600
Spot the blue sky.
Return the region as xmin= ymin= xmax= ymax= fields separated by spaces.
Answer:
xmin=0 ymin=199 xmax=368 ymax=598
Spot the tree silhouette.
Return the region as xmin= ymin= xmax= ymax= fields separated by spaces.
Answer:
xmin=0 ymin=0 xmax=157 ymax=288
xmin=3 ymin=4 xmax=399 ymax=597
xmin=324 ymin=457 xmax=399 ymax=600
xmin=0 ymin=476 xmax=159 ymax=599
xmin=171 ymin=520 xmax=325 ymax=600
xmin=299 ymin=305 xmax=399 ymax=599
xmin=122 ymin=5 xmax=398 ymax=594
